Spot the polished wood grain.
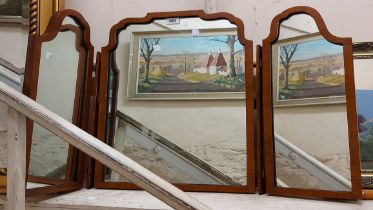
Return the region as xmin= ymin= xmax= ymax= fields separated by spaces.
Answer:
xmin=261 ymin=6 xmax=362 ymax=200
xmin=255 ymin=45 xmax=265 ymax=194
xmin=23 ymin=9 xmax=94 ymax=196
xmin=362 ymin=190 xmax=373 ymax=199
xmin=95 ymin=10 xmax=256 ymax=193
xmin=85 ymin=52 xmax=102 ymax=189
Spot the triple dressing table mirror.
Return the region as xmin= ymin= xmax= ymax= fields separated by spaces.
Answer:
xmin=22 ymin=6 xmax=365 ymax=200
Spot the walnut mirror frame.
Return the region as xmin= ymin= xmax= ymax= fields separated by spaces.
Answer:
xmin=261 ymin=6 xmax=362 ymax=200
xmin=23 ymin=9 xmax=94 ymax=196
xmin=94 ymin=10 xmax=256 ymax=193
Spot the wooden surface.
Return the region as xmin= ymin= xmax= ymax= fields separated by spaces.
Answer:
xmin=255 ymin=45 xmax=265 ymax=194
xmin=96 ymin=9 xmax=256 ymax=194
xmin=261 ymin=6 xmax=362 ymax=200
xmin=363 ymin=190 xmax=373 ymax=199
xmin=6 ymin=108 xmax=26 ymax=210
xmin=84 ymin=51 xmax=102 ymax=189
xmin=10 ymin=189 xmax=373 ymax=210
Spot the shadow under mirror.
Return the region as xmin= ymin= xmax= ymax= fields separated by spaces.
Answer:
xmin=272 ymin=14 xmax=351 ymax=191
xmin=352 ymin=42 xmax=373 ymax=189
xmin=99 ymin=13 xmax=253 ymax=192
xmin=27 ymin=16 xmax=86 ymax=187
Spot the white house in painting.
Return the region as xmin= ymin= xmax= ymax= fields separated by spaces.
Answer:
xmin=193 ymin=52 xmax=214 ymax=74
xmin=210 ymin=50 xmax=228 ymax=75
xmin=193 ymin=50 xmax=228 ymax=75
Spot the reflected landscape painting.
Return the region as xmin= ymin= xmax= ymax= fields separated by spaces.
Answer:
xmin=133 ymin=32 xmax=245 ymax=97
xmin=356 ymin=89 xmax=373 ymax=163
xmin=275 ymin=35 xmax=345 ymax=105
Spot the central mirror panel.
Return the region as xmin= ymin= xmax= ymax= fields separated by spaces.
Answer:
xmin=96 ymin=11 xmax=255 ymax=193
xmin=109 ymin=18 xmax=246 ymax=185
xmin=272 ymin=14 xmax=351 ymax=191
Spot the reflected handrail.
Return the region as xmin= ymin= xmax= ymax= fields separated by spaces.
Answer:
xmin=274 ymin=133 xmax=351 ymax=191
xmin=0 ymin=57 xmax=23 ymax=91
xmin=115 ymin=111 xmax=240 ymax=185
xmin=0 ymin=57 xmax=24 ymax=75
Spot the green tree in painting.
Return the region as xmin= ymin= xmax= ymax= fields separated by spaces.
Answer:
xmin=280 ymin=44 xmax=298 ymax=90
xmin=140 ymin=38 xmax=160 ymax=83
xmin=211 ymin=35 xmax=238 ymax=77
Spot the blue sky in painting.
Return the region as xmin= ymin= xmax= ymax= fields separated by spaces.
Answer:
xmin=282 ymin=38 xmax=343 ymax=61
xmin=356 ymin=89 xmax=373 ymax=119
xmin=142 ymin=35 xmax=244 ymax=55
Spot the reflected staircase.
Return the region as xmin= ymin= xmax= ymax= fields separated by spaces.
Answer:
xmin=113 ymin=111 xmax=240 ymax=185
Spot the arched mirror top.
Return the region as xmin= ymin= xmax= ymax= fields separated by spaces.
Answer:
xmin=102 ymin=10 xmax=252 ymax=53
xmin=24 ymin=10 xmax=94 ymax=97
xmin=263 ymin=6 xmax=351 ymax=46
xmin=31 ymin=9 xmax=93 ymax=49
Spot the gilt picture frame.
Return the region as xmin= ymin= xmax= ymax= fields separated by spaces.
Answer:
xmin=127 ymin=28 xmax=246 ymax=100
xmin=272 ymin=32 xmax=346 ymax=107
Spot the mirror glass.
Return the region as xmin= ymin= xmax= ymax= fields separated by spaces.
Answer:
xmin=28 ymin=18 xmax=81 ymax=181
xmin=104 ymin=17 xmax=247 ymax=186
xmin=62 ymin=17 xmax=78 ymax=26
xmin=272 ymin=14 xmax=351 ymax=191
